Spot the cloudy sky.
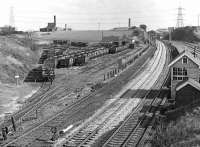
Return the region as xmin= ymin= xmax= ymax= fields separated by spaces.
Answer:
xmin=0 ymin=0 xmax=200 ymax=31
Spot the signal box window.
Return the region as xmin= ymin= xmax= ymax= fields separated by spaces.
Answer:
xmin=182 ymin=56 xmax=188 ymax=64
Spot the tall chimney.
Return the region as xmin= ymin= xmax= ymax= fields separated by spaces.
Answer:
xmin=54 ymin=15 xmax=56 ymax=27
xmin=65 ymin=24 xmax=67 ymax=31
xmin=128 ymin=18 xmax=131 ymax=28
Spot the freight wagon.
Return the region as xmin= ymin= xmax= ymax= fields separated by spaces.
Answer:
xmin=129 ymin=43 xmax=135 ymax=49
xmin=109 ymin=45 xmax=127 ymax=54
xmin=38 ymin=49 xmax=49 ymax=64
xmin=43 ymin=43 xmax=129 ymax=69
xmin=71 ymin=42 xmax=88 ymax=47
xmin=42 ymin=67 xmax=55 ymax=77
xmin=73 ymin=54 xmax=88 ymax=66
xmin=84 ymin=47 xmax=107 ymax=59
xmin=56 ymin=56 xmax=74 ymax=68
xmin=53 ymin=40 xmax=70 ymax=45
xmin=118 ymin=53 xmax=136 ymax=69
xmin=118 ymin=46 xmax=148 ymax=69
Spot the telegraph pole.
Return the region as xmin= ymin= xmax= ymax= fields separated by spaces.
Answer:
xmin=168 ymin=27 xmax=174 ymax=42
xmin=9 ymin=6 xmax=15 ymax=27
xmin=98 ymin=22 xmax=101 ymax=31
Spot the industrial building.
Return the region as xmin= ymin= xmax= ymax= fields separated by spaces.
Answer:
xmin=41 ymin=29 xmax=139 ymax=44
xmin=169 ymin=50 xmax=200 ymax=106
xmin=40 ymin=15 xmax=57 ymax=32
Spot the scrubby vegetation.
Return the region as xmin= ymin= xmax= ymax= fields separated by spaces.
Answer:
xmin=0 ymin=35 xmax=40 ymax=83
xmin=152 ymin=107 xmax=200 ymax=147
xmin=164 ymin=26 xmax=200 ymax=43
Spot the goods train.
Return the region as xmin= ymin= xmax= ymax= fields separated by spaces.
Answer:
xmin=118 ymin=46 xmax=149 ymax=69
xmin=56 ymin=44 xmax=130 ymax=68
xmin=24 ymin=41 xmax=135 ymax=83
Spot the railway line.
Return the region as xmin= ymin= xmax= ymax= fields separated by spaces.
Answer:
xmin=53 ymin=41 xmax=168 ymax=147
xmin=1 ymin=46 xmax=144 ymax=130
xmin=19 ymin=46 xmax=142 ymax=122
xmin=101 ymin=41 xmax=169 ymax=147
xmin=80 ymin=46 xmax=141 ymax=74
xmin=1 ymin=43 xmax=156 ymax=146
xmin=0 ymin=83 xmax=51 ymax=127
xmin=85 ymin=46 xmax=146 ymax=76
xmin=122 ymin=43 xmax=170 ymax=147
xmin=3 ymin=43 xmax=156 ymax=146
xmin=184 ymin=42 xmax=200 ymax=56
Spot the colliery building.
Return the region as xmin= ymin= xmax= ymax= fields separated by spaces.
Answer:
xmin=40 ymin=15 xmax=56 ymax=32
xmin=42 ymin=29 xmax=137 ymax=44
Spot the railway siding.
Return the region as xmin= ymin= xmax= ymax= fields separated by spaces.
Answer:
xmin=2 ymin=43 xmax=156 ymax=147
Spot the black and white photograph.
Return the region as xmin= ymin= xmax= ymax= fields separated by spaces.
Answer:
xmin=0 ymin=0 xmax=200 ymax=146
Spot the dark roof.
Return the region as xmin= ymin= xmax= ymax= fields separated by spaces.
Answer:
xmin=176 ymin=78 xmax=200 ymax=91
xmin=47 ymin=23 xmax=56 ymax=29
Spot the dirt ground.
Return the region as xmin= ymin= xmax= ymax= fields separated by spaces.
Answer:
xmin=0 ymin=42 xmax=149 ymax=144
xmin=15 ymin=44 xmax=155 ymax=147
xmin=0 ymin=35 xmax=41 ymax=125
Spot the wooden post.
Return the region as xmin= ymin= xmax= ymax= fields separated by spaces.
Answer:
xmin=36 ymin=109 xmax=38 ymax=119
xmin=107 ymin=72 xmax=109 ymax=79
xmin=2 ymin=128 xmax=7 ymax=140
xmin=5 ymin=127 xmax=8 ymax=134
xmin=11 ymin=116 xmax=16 ymax=132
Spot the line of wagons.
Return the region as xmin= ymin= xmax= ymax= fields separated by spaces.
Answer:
xmin=118 ymin=46 xmax=149 ymax=69
xmin=24 ymin=43 xmax=134 ymax=83
xmin=55 ymin=45 xmax=129 ymax=68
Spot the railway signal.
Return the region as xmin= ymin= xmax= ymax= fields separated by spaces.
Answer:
xmin=14 ymin=74 xmax=19 ymax=86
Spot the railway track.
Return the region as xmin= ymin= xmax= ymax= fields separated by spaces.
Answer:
xmin=1 ymin=46 xmax=133 ymax=129
xmin=2 ymin=43 xmax=156 ymax=147
xmin=119 ymin=96 xmax=165 ymax=147
xmin=10 ymin=46 xmax=145 ymax=127
xmin=0 ymin=82 xmax=50 ymax=127
xmin=54 ymin=41 xmax=166 ymax=147
xmin=1 ymin=81 xmax=74 ymax=130
xmin=183 ymin=42 xmax=200 ymax=55
xmin=81 ymin=46 xmax=142 ymax=75
xmin=101 ymin=41 xmax=169 ymax=147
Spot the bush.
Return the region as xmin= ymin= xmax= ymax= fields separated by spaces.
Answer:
xmin=152 ymin=113 xmax=200 ymax=147
xmin=164 ymin=27 xmax=200 ymax=43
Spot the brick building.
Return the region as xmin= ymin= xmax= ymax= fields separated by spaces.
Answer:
xmin=40 ymin=16 xmax=56 ymax=32
xmin=168 ymin=50 xmax=200 ymax=106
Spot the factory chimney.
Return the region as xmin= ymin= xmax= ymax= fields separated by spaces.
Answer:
xmin=128 ymin=18 xmax=131 ymax=28
xmin=54 ymin=15 xmax=56 ymax=27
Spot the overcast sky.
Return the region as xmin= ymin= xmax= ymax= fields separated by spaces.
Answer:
xmin=0 ymin=0 xmax=200 ymax=31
